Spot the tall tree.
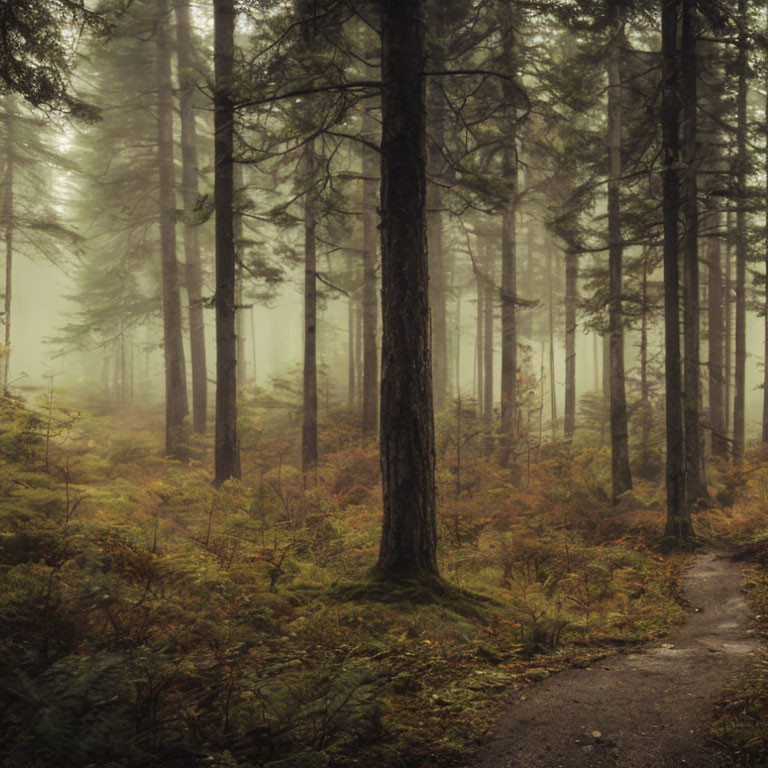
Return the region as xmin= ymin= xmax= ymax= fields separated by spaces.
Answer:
xmin=661 ymin=0 xmax=690 ymax=538
xmin=376 ymin=0 xmax=439 ymax=582
xmin=174 ymin=0 xmax=207 ymax=435
xmin=301 ymin=146 xmax=318 ymax=476
xmin=156 ymin=0 xmax=189 ymax=457
xmin=606 ymin=17 xmax=632 ymax=500
xmin=360 ymin=98 xmax=379 ymax=441
xmin=681 ymin=0 xmax=704 ymax=502
xmin=733 ymin=0 xmax=747 ymax=464
xmin=499 ymin=8 xmax=518 ymax=459
xmin=213 ymin=0 xmax=240 ymax=485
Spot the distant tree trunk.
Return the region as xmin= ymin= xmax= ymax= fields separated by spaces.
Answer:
xmin=234 ymin=164 xmax=247 ymax=389
xmin=661 ymin=0 xmax=689 ymax=537
xmin=682 ymin=0 xmax=705 ymax=502
xmin=606 ymin=28 xmax=632 ymax=500
xmin=707 ymin=202 xmax=726 ymax=456
xmin=640 ymin=261 xmax=651 ymax=452
xmin=302 ymin=156 xmax=318 ymax=477
xmin=347 ymin=251 xmax=356 ymax=410
xmin=475 ymin=264 xmax=484 ymax=414
xmin=564 ymin=249 xmax=577 ymax=439
xmin=361 ymin=103 xmax=379 ymax=441
xmin=2 ymin=104 xmax=13 ymax=392
xmin=157 ymin=0 xmax=189 ymax=457
xmin=175 ymin=0 xmax=207 ymax=435
xmin=763 ymin=65 xmax=768 ymax=443
xmin=483 ymin=247 xmax=494 ymax=453
xmin=213 ymin=0 xmax=240 ymax=485
xmin=376 ymin=0 xmax=439 ymax=582
xmin=426 ymin=4 xmax=447 ymax=412
xmin=725 ymin=207 xmax=732 ymax=443
xmin=734 ymin=0 xmax=747 ymax=463
xmin=499 ymin=19 xmax=518 ymax=458
xmin=547 ymin=238 xmax=557 ymax=438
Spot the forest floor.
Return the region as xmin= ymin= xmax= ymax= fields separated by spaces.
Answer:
xmin=468 ymin=551 xmax=758 ymax=768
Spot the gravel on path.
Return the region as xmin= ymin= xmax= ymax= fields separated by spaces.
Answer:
xmin=470 ymin=551 xmax=758 ymax=768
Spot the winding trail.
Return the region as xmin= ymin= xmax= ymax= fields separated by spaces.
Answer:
xmin=471 ymin=552 xmax=758 ymax=768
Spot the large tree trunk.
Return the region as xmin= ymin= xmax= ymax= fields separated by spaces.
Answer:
xmin=564 ymin=249 xmax=577 ymax=439
xmin=606 ymin=28 xmax=632 ymax=500
xmin=661 ymin=0 xmax=690 ymax=537
xmin=2 ymin=103 xmax=13 ymax=393
xmin=361 ymin=104 xmax=379 ymax=440
xmin=302 ymin=162 xmax=318 ymax=477
xmin=174 ymin=0 xmax=207 ymax=435
xmin=707 ymin=201 xmax=726 ymax=456
xmin=682 ymin=0 xmax=705 ymax=502
xmin=213 ymin=0 xmax=240 ymax=485
xmin=725 ymin=207 xmax=732 ymax=443
xmin=157 ymin=0 xmax=189 ymax=458
xmin=376 ymin=0 xmax=439 ymax=582
xmin=734 ymin=0 xmax=747 ymax=463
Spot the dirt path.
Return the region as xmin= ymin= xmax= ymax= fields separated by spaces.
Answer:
xmin=470 ymin=552 xmax=758 ymax=768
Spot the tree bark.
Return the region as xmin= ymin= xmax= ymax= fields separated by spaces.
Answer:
xmin=564 ymin=249 xmax=577 ymax=439
xmin=606 ymin=27 xmax=632 ymax=500
xmin=707 ymin=201 xmax=726 ymax=456
xmin=376 ymin=0 xmax=439 ymax=582
xmin=682 ymin=0 xmax=705 ymax=503
xmin=213 ymin=0 xmax=240 ymax=485
xmin=302 ymin=165 xmax=318 ymax=477
xmin=174 ymin=0 xmax=207 ymax=435
xmin=734 ymin=0 xmax=747 ymax=463
xmin=2 ymin=103 xmax=13 ymax=393
xmin=499 ymin=16 xmax=518 ymax=457
xmin=157 ymin=0 xmax=189 ymax=457
xmin=361 ymin=104 xmax=379 ymax=441
xmin=483 ymin=245 xmax=494 ymax=452
xmin=548 ymin=238 xmax=557 ymax=438
xmin=661 ymin=0 xmax=690 ymax=537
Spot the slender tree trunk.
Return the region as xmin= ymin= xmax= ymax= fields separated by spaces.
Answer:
xmin=175 ymin=0 xmax=207 ymax=434
xmin=564 ymin=249 xmax=577 ymax=439
xmin=763 ymin=61 xmax=768 ymax=443
xmin=725 ymin=207 xmax=732 ymax=443
xmin=157 ymin=0 xmax=189 ymax=457
xmin=607 ymin=29 xmax=632 ymax=499
xmin=361 ymin=103 xmax=379 ymax=440
xmin=302 ymin=155 xmax=318 ymax=477
xmin=2 ymin=104 xmax=13 ymax=393
xmin=708 ymin=202 xmax=726 ymax=456
xmin=376 ymin=0 xmax=439 ymax=581
xmin=661 ymin=0 xmax=689 ymax=537
xmin=234 ymin=164 xmax=247 ymax=389
xmin=682 ymin=0 xmax=705 ymax=502
xmin=213 ymin=0 xmax=240 ymax=485
xmin=483 ymin=246 xmax=494 ymax=453
xmin=347 ymin=251 xmax=356 ymax=410
xmin=548 ymin=238 xmax=557 ymax=438
xmin=734 ymin=0 xmax=747 ymax=463
xmin=476 ymin=264 xmax=484 ymax=414
xmin=499 ymin=17 xmax=518 ymax=458
xmin=640 ymin=261 xmax=651 ymax=452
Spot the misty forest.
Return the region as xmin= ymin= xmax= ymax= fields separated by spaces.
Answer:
xmin=6 ymin=0 xmax=768 ymax=766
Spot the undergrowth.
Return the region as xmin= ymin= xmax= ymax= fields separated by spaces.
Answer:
xmin=0 ymin=390 xmax=735 ymax=768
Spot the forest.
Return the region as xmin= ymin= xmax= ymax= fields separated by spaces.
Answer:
xmin=2 ymin=0 xmax=768 ymax=766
